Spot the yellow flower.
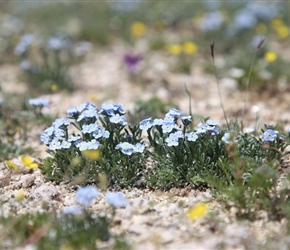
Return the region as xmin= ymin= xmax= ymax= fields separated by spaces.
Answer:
xmin=167 ymin=44 xmax=182 ymax=55
xmin=270 ymin=19 xmax=283 ymax=30
xmin=264 ymin=52 xmax=277 ymax=62
xmin=15 ymin=189 xmax=26 ymax=202
xmin=131 ymin=21 xmax=146 ymax=37
xmin=89 ymin=94 xmax=98 ymax=103
xmin=276 ymin=25 xmax=289 ymax=38
xmin=21 ymin=155 xmax=38 ymax=169
xmin=51 ymin=84 xmax=59 ymax=92
xmin=255 ymin=23 xmax=267 ymax=34
xmin=5 ymin=160 xmax=19 ymax=170
xmin=270 ymin=19 xmax=289 ymax=38
xmin=183 ymin=41 xmax=198 ymax=55
xmin=82 ymin=150 xmax=101 ymax=161
xmin=187 ymin=202 xmax=208 ymax=221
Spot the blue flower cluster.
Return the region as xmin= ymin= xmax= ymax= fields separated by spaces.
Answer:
xmin=28 ymin=98 xmax=50 ymax=108
xmin=63 ymin=186 xmax=129 ymax=215
xmin=41 ymin=101 xmax=145 ymax=155
xmin=139 ymin=108 xmax=220 ymax=147
xmin=115 ymin=142 xmax=145 ymax=155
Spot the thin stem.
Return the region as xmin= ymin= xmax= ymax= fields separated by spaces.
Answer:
xmin=210 ymin=41 xmax=229 ymax=129
xmin=184 ymin=82 xmax=192 ymax=117
xmin=242 ymin=51 xmax=257 ymax=122
xmin=242 ymin=37 xmax=265 ymax=125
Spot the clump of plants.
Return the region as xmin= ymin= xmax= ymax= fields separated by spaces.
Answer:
xmin=40 ymin=102 xmax=146 ymax=188
xmin=15 ymin=34 xmax=91 ymax=94
xmin=40 ymin=100 xmax=290 ymax=193
xmin=0 ymin=186 xmax=130 ymax=249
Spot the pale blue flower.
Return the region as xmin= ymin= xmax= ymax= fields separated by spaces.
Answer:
xmin=106 ymin=192 xmax=129 ymax=207
xmin=99 ymin=103 xmax=115 ymax=116
xmin=28 ymin=98 xmax=50 ymax=108
xmin=78 ymin=102 xmax=98 ymax=113
xmin=134 ymin=143 xmax=145 ymax=153
xmin=81 ymin=123 xmax=99 ymax=134
xmin=173 ymin=130 xmax=184 ymax=139
xmin=48 ymin=139 xmax=62 ymax=151
xmin=63 ymin=205 xmax=83 ymax=215
xmin=181 ymin=115 xmax=192 ymax=125
xmin=263 ymin=129 xmax=278 ymax=142
xmin=76 ymin=186 xmax=101 ymax=207
xmin=165 ymin=133 xmax=179 ymax=146
xmin=68 ymin=134 xmax=81 ymax=142
xmin=61 ymin=140 xmax=71 ymax=149
xmin=99 ymin=103 xmax=126 ymax=116
xmin=196 ymin=124 xmax=207 ymax=134
xmin=139 ymin=118 xmax=153 ymax=131
xmin=166 ymin=108 xmax=183 ymax=118
xmin=116 ymin=142 xmax=135 ymax=155
xmin=206 ymin=119 xmax=219 ymax=127
xmin=200 ymin=11 xmax=224 ymax=31
xmin=47 ymin=36 xmax=66 ymax=50
xmin=77 ymin=141 xmax=89 ymax=151
xmin=234 ymin=10 xmax=256 ymax=29
xmin=54 ymin=128 xmax=65 ymax=138
xmin=163 ymin=115 xmax=174 ymax=123
xmin=40 ymin=126 xmax=54 ymax=144
xmin=87 ymin=139 xmax=101 ymax=150
xmin=222 ymin=132 xmax=238 ymax=144
xmin=153 ymin=118 xmax=163 ymax=126
xmin=14 ymin=34 xmax=33 ymax=55
xmin=109 ymin=114 xmax=127 ymax=125
xmin=222 ymin=132 xmax=231 ymax=144
xmin=77 ymin=109 xmax=98 ymax=122
xmin=67 ymin=107 xmax=79 ymax=118
xmin=103 ymin=130 xmax=110 ymax=138
xmin=53 ymin=118 xmax=70 ymax=128
xmin=186 ymin=132 xmax=198 ymax=142
xmin=93 ymin=127 xmax=110 ymax=139
xmin=162 ymin=121 xmax=176 ymax=133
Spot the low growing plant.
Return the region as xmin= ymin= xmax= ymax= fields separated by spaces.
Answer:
xmin=40 ymin=102 xmax=146 ymax=188
xmin=15 ymin=34 xmax=91 ymax=94
xmin=0 ymin=186 xmax=130 ymax=250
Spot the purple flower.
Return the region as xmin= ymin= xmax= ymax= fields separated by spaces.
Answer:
xmin=123 ymin=53 xmax=142 ymax=73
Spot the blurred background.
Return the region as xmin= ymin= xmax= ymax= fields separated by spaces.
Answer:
xmin=1 ymin=1 xmax=290 ymax=122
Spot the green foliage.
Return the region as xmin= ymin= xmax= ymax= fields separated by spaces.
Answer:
xmin=0 ymin=97 xmax=52 ymax=161
xmin=17 ymin=37 xmax=86 ymax=94
xmin=40 ymin=102 xmax=146 ymax=189
xmin=207 ymin=127 xmax=290 ymax=221
xmin=0 ymin=210 xmax=114 ymax=249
